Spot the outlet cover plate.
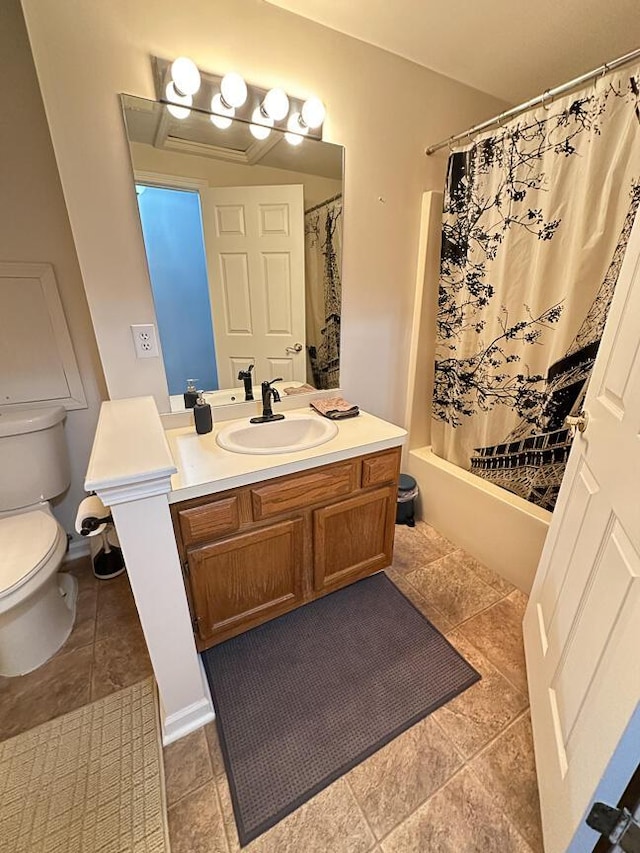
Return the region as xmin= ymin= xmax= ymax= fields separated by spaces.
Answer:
xmin=131 ymin=323 xmax=159 ymax=358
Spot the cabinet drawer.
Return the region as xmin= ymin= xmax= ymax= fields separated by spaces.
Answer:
xmin=361 ymin=448 xmax=401 ymax=488
xmin=178 ymin=496 xmax=240 ymax=546
xmin=251 ymin=461 xmax=357 ymax=520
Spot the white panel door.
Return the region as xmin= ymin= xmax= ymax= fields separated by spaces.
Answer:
xmin=201 ymin=185 xmax=305 ymax=389
xmin=524 ymin=211 xmax=640 ymax=852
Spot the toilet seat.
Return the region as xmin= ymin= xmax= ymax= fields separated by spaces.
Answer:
xmin=0 ymin=511 xmax=63 ymax=599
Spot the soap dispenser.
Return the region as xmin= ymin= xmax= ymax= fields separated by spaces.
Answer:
xmin=194 ymin=392 xmax=213 ymax=435
xmin=184 ymin=379 xmax=199 ymax=409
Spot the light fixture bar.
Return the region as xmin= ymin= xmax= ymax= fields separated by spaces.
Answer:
xmin=151 ymin=56 xmax=326 ymax=141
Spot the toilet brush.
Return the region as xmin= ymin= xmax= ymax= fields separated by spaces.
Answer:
xmin=92 ymin=525 xmax=125 ymax=580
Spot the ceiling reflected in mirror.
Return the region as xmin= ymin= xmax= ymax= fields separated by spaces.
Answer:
xmin=121 ymin=94 xmax=344 ymax=411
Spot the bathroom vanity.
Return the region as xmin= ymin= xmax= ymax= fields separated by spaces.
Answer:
xmin=85 ymin=396 xmax=406 ymax=742
xmin=171 ymin=446 xmax=401 ymax=649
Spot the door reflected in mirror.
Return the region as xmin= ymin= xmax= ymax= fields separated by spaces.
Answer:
xmin=121 ymin=95 xmax=344 ymax=411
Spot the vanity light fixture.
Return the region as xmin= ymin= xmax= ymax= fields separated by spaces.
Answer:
xmin=154 ymin=56 xmax=327 ymax=142
xmin=210 ymin=93 xmax=234 ymax=129
xmin=170 ymin=56 xmax=201 ymax=97
xmin=249 ymin=106 xmax=274 ymax=140
xmin=285 ymin=112 xmax=308 ymax=146
xmin=301 ymin=97 xmax=326 ymax=129
xmin=261 ymin=87 xmax=290 ymax=121
xmin=220 ymin=72 xmax=248 ymax=109
xmin=165 ymin=82 xmax=192 ymax=120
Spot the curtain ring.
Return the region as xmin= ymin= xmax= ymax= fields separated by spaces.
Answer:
xmin=595 ymin=62 xmax=610 ymax=93
xmin=541 ymin=90 xmax=552 ymax=111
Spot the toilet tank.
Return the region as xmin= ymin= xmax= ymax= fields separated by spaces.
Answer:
xmin=0 ymin=407 xmax=70 ymax=511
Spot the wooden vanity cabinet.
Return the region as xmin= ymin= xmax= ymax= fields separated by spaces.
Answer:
xmin=170 ymin=447 xmax=401 ymax=650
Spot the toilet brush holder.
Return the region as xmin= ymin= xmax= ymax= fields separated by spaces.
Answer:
xmin=92 ymin=527 xmax=125 ymax=580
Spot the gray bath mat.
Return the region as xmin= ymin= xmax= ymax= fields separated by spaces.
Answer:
xmin=202 ymin=572 xmax=480 ymax=846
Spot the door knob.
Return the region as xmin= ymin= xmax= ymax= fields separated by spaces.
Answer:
xmin=564 ymin=411 xmax=589 ymax=434
xmin=285 ymin=343 xmax=303 ymax=354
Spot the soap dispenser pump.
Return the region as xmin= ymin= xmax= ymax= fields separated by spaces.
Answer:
xmin=194 ymin=392 xmax=213 ymax=435
xmin=184 ymin=379 xmax=199 ymax=409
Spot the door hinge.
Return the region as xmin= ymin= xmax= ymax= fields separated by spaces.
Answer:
xmin=182 ymin=558 xmax=189 ymax=575
xmin=587 ymin=802 xmax=640 ymax=852
xmin=191 ymin=614 xmax=199 ymax=631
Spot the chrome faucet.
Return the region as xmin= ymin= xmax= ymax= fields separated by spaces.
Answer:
xmin=237 ymin=364 xmax=254 ymax=401
xmin=250 ymin=378 xmax=285 ymax=424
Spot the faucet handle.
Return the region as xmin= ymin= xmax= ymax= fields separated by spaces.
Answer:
xmin=237 ymin=363 xmax=254 ymax=380
xmin=267 ymin=377 xmax=283 ymax=386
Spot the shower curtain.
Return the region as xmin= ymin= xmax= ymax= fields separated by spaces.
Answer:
xmin=304 ymin=194 xmax=343 ymax=389
xmin=432 ymin=65 xmax=640 ymax=511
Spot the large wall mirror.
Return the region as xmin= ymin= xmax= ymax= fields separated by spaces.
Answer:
xmin=121 ymin=94 xmax=344 ymax=411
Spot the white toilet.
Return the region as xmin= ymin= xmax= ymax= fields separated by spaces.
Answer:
xmin=0 ymin=406 xmax=78 ymax=677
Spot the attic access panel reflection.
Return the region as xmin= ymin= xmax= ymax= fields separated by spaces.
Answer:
xmin=121 ymin=94 xmax=344 ymax=408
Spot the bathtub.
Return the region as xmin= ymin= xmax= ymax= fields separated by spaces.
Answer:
xmin=407 ymin=446 xmax=550 ymax=594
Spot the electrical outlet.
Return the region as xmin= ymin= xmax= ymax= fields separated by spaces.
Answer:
xmin=131 ymin=324 xmax=159 ymax=359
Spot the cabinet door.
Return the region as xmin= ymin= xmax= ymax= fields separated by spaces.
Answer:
xmin=313 ymin=486 xmax=395 ymax=594
xmin=188 ymin=519 xmax=304 ymax=644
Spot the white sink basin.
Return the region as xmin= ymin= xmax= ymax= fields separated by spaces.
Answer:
xmin=216 ymin=413 xmax=338 ymax=455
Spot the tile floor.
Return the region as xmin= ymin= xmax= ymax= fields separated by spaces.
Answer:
xmin=0 ymin=556 xmax=152 ymax=741
xmin=0 ymin=527 xmax=543 ymax=851
xmin=163 ymin=522 xmax=544 ymax=853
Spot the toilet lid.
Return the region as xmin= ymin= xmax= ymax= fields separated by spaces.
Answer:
xmin=0 ymin=511 xmax=61 ymax=597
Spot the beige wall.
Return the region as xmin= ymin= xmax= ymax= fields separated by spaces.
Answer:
xmin=2 ymin=0 xmax=107 ymax=542
xmin=20 ymin=0 xmax=507 ymax=423
xmin=130 ymin=142 xmax=343 ymax=210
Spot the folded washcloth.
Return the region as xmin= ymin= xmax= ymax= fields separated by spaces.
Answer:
xmin=283 ymin=383 xmax=317 ymax=395
xmin=310 ymin=397 xmax=360 ymax=419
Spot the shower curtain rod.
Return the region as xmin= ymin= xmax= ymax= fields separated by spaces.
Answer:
xmin=425 ymin=46 xmax=640 ymax=156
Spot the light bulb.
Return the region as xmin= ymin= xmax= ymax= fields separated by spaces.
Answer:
xmin=301 ymin=97 xmax=326 ymax=129
xmin=165 ymin=82 xmax=192 ymax=120
xmin=249 ymin=106 xmax=273 ymax=140
xmin=170 ymin=57 xmax=201 ymax=97
xmin=262 ymin=87 xmax=289 ymax=121
xmin=285 ymin=112 xmax=308 ymax=146
xmin=210 ymin=93 xmax=234 ymax=130
xmin=220 ymin=72 xmax=247 ymax=108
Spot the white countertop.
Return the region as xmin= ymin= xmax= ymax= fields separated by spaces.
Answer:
xmin=165 ymin=407 xmax=407 ymax=503
xmin=86 ymin=397 xmax=177 ymax=493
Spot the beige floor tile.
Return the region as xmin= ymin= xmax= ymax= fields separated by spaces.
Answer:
xmin=391 ymin=522 xmax=455 ymax=574
xmin=164 ymin=727 xmax=213 ymax=807
xmin=385 ymin=570 xmax=453 ymax=634
xmin=62 ymin=556 xmax=97 ymax=592
xmin=458 ymin=593 xmax=528 ymax=692
xmin=452 ymin=551 xmax=516 ymax=597
xmin=431 ymin=630 xmax=528 ymax=759
xmin=204 ymin=721 xmax=227 ymax=778
xmin=380 ymin=766 xmax=533 ymax=853
xmin=95 ymin=572 xmax=142 ymax=641
xmin=0 ymin=645 xmax=93 ymax=741
xmin=168 ymin=780 xmax=229 ymax=853
xmin=470 ymin=713 xmax=543 ymax=851
xmin=347 ymin=715 xmax=463 ymax=838
xmin=217 ymin=773 xmax=375 ymax=853
xmin=405 ymin=550 xmax=502 ymax=626
xmin=91 ymin=630 xmax=152 ymax=700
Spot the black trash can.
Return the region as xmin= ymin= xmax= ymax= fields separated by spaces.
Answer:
xmin=396 ymin=473 xmax=419 ymax=527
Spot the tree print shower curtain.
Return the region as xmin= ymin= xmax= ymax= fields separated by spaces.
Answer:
xmin=304 ymin=195 xmax=343 ymax=389
xmin=431 ymin=65 xmax=640 ymax=511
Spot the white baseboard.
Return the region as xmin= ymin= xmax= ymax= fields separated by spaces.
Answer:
xmin=161 ymin=657 xmax=215 ymax=746
xmin=63 ymin=537 xmax=91 ymax=563
xmin=161 ymin=696 xmax=215 ymax=746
